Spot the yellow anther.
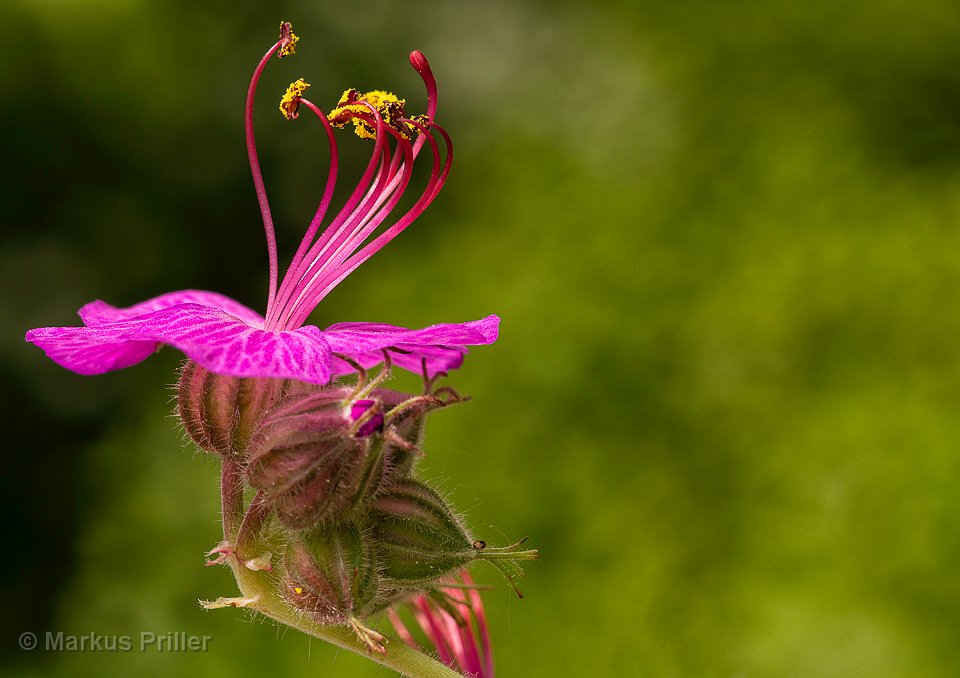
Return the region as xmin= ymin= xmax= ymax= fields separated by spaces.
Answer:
xmin=279 ymin=79 xmax=310 ymax=119
xmin=293 ymin=586 xmax=304 ymax=595
xmin=278 ymin=21 xmax=299 ymax=58
xmin=328 ymin=88 xmax=423 ymax=140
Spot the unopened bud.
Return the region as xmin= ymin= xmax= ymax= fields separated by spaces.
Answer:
xmin=246 ymin=388 xmax=415 ymax=528
xmin=369 ymin=478 xmax=475 ymax=585
xmin=283 ymin=521 xmax=379 ymax=624
xmin=176 ymin=360 xmax=314 ymax=457
xmin=371 ymin=478 xmax=539 ymax=594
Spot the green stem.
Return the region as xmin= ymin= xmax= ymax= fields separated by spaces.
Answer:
xmin=229 ymin=561 xmax=462 ymax=678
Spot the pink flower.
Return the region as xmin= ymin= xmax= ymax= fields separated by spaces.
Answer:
xmin=389 ymin=571 xmax=494 ymax=678
xmin=25 ymin=23 xmax=498 ymax=385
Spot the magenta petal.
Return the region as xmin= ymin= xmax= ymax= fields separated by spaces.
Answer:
xmin=322 ymin=314 xmax=499 ymax=377
xmin=26 ymin=303 xmax=333 ymax=384
xmin=336 ymin=345 xmax=465 ymax=376
xmin=78 ymin=289 xmax=265 ymax=328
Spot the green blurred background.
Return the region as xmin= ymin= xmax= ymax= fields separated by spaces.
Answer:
xmin=3 ymin=0 xmax=960 ymax=675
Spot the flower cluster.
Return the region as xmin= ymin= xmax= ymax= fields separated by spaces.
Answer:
xmin=24 ymin=21 xmax=536 ymax=673
xmin=186 ymin=355 xmax=536 ymax=654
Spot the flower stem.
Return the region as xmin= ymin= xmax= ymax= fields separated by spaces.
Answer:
xmin=220 ymin=457 xmax=245 ymax=539
xmin=229 ymin=560 xmax=463 ymax=678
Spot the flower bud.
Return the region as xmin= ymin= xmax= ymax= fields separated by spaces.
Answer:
xmin=246 ymin=388 xmax=419 ymax=528
xmin=371 ymin=478 xmax=539 ymax=593
xmin=176 ymin=360 xmax=314 ymax=457
xmin=283 ymin=521 xmax=379 ymax=624
xmin=369 ymin=478 xmax=475 ymax=585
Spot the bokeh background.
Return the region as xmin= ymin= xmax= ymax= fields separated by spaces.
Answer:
xmin=4 ymin=0 xmax=960 ymax=676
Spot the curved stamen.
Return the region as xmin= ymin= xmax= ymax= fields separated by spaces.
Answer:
xmin=295 ymin=56 xmax=433 ymax=267
xmin=295 ymin=106 xmax=398 ymax=286
xmin=296 ymin=119 xmax=450 ymax=315
xmin=296 ymin=115 xmax=417 ymax=290
xmin=274 ymin=99 xmax=384 ymax=327
xmin=409 ymin=50 xmax=438 ymax=158
xmin=285 ymin=118 xmax=448 ymax=329
xmin=318 ymin=55 xmax=440 ymax=263
xmin=284 ymin=122 xmax=416 ymax=329
xmin=422 ymin=121 xmax=454 ymax=202
xmin=267 ymin=49 xmax=446 ymax=331
xmin=247 ymin=26 xmax=292 ymax=320
xmin=266 ymin=92 xmax=340 ymax=330
xmin=279 ymin=100 xmax=390 ymax=327
xmin=272 ymin=102 xmax=392 ymax=329
xmin=281 ymin=144 xmax=408 ymax=329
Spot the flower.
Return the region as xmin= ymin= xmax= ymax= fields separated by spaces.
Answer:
xmin=25 ymin=22 xmax=498 ymax=385
xmin=388 ymin=571 xmax=494 ymax=678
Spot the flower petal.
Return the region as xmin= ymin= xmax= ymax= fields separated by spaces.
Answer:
xmin=78 ymin=290 xmax=265 ymax=328
xmin=26 ymin=303 xmax=333 ymax=383
xmin=322 ymin=314 xmax=499 ymax=377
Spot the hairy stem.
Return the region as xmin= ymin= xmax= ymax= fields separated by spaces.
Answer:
xmin=220 ymin=457 xmax=245 ymax=540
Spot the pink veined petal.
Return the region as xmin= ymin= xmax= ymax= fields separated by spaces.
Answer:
xmin=27 ymin=331 xmax=160 ymax=376
xmin=331 ymin=344 xmax=463 ymax=378
xmin=78 ymin=289 xmax=265 ymax=328
xmin=322 ymin=315 xmax=500 ymax=377
xmin=26 ymin=303 xmax=333 ymax=384
xmin=324 ymin=315 xmax=500 ymax=349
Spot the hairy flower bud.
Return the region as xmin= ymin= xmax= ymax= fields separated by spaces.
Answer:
xmin=177 ymin=360 xmax=314 ymax=457
xmin=371 ymin=478 xmax=539 ymax=593
xmin=369 ymin=478 xmax=476 ymax=585
xmin=246 ymin=387 xmax=428 ymax=528
xmin=283 ymin=521 xmax=380 ymax=624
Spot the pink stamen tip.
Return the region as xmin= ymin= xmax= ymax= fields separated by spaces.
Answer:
xmin=408 ymin=50 xmax=438 ymax=156
xmin=409 ymin=50 xmax=430 ymax=74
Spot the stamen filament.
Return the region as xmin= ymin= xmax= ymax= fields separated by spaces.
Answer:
xmin=271 ymin=103 xmax=390 ymax=328
xmin=246 ymin=37 xmax=285 ymax=321
xmin=285 ymin=122 xmax=420 ymax=328
xmin=288 ymin=119 xmax=451 ymax=323
xmin=294 ymin=111 xmax=399 ymax=287
xmin=293 ymin=126 xmax=414 ymax=300
xmin=343 ymin=119 xmax=450 ymax=260
xmin=266 ymin=95 xmax=340 ymax=330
